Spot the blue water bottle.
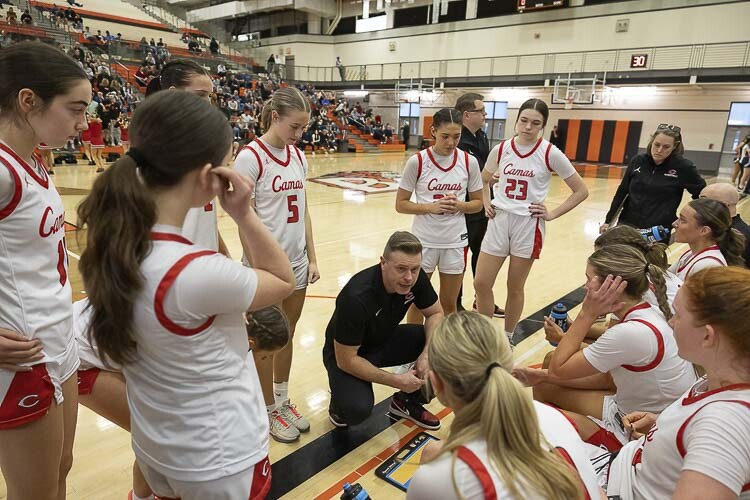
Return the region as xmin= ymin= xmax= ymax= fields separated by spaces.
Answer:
xmin=340 ymin=482 xmax=371 ymax=500
xmin=549 ymin=303 xmax=569 ymax=347
xmin=639 ymin=225 xmax=670 ymax=244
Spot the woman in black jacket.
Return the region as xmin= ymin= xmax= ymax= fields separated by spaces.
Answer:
xmin=601 ymin=124 xmax=705 ymax=233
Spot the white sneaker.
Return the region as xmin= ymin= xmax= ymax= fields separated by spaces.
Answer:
xmin=269 ymin=409 xmax=300 ymax=443
xmin=277 ymin=400 xmax=310 ymax=433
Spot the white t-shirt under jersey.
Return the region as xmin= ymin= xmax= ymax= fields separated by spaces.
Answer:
xmin=583 ymin=302 xmax=696 ymax=414
xmin=608 ymin=377 xmax=750 ymax=500
xmin=669 ymin=245 xmax=726 ymax=281
xmin=234 ymin=139 xmax=308 ymax=266
xmin=124 ymin=225 xmax=267 ymax=482
xmin=485 ymin=138 xmax=576 ymax=216
xmin=398 ymin=147 xmax=482 ymax=249
xmin=407 ymin=401 xmax=601 ymax=499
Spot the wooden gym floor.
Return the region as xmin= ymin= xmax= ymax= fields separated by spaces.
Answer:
xmin=2 ymin=151 xmax=744 ymax=499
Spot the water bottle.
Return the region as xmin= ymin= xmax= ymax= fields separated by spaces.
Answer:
xmin=639 ymin=225 xmax=670 ymax=244
xmin=340 ymin=482 xmax=371 ymax=500
xmin=549 ymin=303 xmax=569 ymax=347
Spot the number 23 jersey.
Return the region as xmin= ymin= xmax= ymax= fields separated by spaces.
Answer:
xmin=235 ymin=139 xmax=307 ymax=266
xmin=486 ymin=138 xmax=576 ymax=216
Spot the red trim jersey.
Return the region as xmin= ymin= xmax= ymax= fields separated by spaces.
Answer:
xmin=608 ymin=377 xmax=750 ymax=499
xmin=407 ymin=401 xmax=601 ymax=499
xmin=0 ymin=142 xmax=74 ymax=363
xmin=123 ymin=225 xmax=267 ymax=482
xmin=398 ymin=147 xmax=482 ymax=249
xmin=485 ymin=138 xmax=576 ymax=216
xmin=235 ymin=139 xmax=308 ymax=266
xmin=583 ymin=303 xmax=696 ymax=414
xmin=669 ymin=245 xmax=726 ymax=281
xmin=182 ymin=200 xmax=219 ymax=252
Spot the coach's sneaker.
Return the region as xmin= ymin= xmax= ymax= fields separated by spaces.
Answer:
xmin=389 ymin=393 xmax=441 ymax=430
xmin=471 ymin=301 xmax=506 ymax=318
xmin=278 ymin=400 xmax=310 ymax=433
xmin=328 ymin=410 xmax=348 ymax=428
xmin=269 ymin=409 xmax=300 ymax=443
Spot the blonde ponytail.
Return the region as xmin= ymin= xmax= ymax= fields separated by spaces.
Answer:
xmin=428 ymin=312 xmax=583 ymax=500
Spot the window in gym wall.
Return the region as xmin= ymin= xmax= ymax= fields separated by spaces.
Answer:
xmin=484 ymin=101 xmax=508 ymax=148
xmin=399 ymin=103 xmax=421 ymax=139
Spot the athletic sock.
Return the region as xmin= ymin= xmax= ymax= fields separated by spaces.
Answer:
xmin=266 ymin=403 xmax=276 ymax=415
xmin=274 ymin=381 xmax=289 ymax=406
xmin=131 ymin=493 xmax=154 ymax=500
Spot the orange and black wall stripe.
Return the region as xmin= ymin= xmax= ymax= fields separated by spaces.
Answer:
xmin=557 ymin=119 xmax=643 ymax=165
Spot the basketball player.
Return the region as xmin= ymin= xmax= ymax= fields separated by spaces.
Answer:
xmin=605 ymin=267 xmax=750 ymax=499
xmin=518 ymin=245 xmax=696 ymax=453
xmin=544 ymin=224 xmax=681 ymax=346
xmin=670 ymin=198 xmax=745 ymax=280
xmin=146 ymin=59 xmax=230 ymax=255
xmin=473 ymin=98 xmax=588 ymax=343
xmin=407 ymin=312 xmax=603 ymax=499
xmin=0 ymin=42 xmax=90 ymax=500
xmin=234 ymin=87 xmax=319 ymax=443
xmin=74 ymin=299 xmax=291 ymax=500
xmin=77 ymin=90 xmax=295 ymax=499
xmin=396 ymin=108 xmax=482 ymax=319
xmin=87 ymin=111 xmax=105 ymax=173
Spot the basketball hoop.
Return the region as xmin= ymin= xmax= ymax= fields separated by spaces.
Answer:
xmin=564 ymin=97 xmax=575 ymax=110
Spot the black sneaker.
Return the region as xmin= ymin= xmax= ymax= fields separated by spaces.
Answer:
xmin=493 ymin=305 xmax=505 ymax=318
xmin=328 ymin=410 xmax=348 ymax=428
xmin=389 ymin=394 xmax=440 ymax=430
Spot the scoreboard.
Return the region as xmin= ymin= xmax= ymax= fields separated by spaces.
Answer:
xmin=517 ymin=0 xmax=565 ymax=12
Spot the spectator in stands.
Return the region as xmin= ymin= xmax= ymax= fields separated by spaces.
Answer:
xmin=188 ymin=36 xmax=200 ymax=53
xmin=149 ymin=38 xmax=156 ymax=47
xmin=65 ymin=6 xmax=76 ymax=22
xmin=5 ymin=7 xmax=17 ymax=25
xmin=210 ymin=36 xmax=219 ymax=55
xmin=67 ymin=0 xmax=84 ymax=6
xmin=267 ymin=53 xmax=275 ymax=75
xmin=336 ymin=56 xmax=345 ymax=81
xmin=134 ymin=65 xmax=149 ymax=87
xmin=20 ymin=9 xmax=32 ymax=25
xmin=217 ymin=63 xmax=227 ymax=76
xmin=156 ymin=37 xmax=164 ymax=47
xmin=144 ymin=51 xmax=156 ymax=67
xmin=384 ymin=123 xmax=394 ymax=143
xmin=402 ymin=121 xmax=411 ymax=149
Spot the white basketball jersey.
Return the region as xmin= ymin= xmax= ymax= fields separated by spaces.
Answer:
xmin=609 ymin=378 xmax=750 ymax=500
xmin=670 ymin=245 xmax=726 ymax=281
xmin=182 ymin=200 xmax=219 ymax=251
xmin=399 ymin=148 xmax=482 ymax=248
xmin=123 ymin=228 xmax=267 ymax=481
xmin=408 ymin=401 xmax=600 ymax=499
xmin=583 ymin=303 xmax=696 ymax=414
xmin=487 ymin=138 xmax=572 ymax=216
xmin=235 ymin=139 xmax=307 ymax=266
xmin=0 ymin=143 xmax=73 ymax=362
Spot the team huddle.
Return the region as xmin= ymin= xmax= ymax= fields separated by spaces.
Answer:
xmin=1 ymin=41 xmax=749 ymax=500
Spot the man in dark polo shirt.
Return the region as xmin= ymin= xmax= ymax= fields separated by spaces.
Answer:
xmin=323 ymin=231 xmax=444 ymax=428
xmin=700 ymin=182 xmax=750 ymax=268
xmin=455 ymin=93 xmax=504 ymax=317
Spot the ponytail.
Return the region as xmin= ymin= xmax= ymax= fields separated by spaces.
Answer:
xmin=77 ymin=156 xmax=155 ymax=365
xmin=429 ymin=312 xmax=582 ymax=500
xmin=645 ymin=263 xmax=672 ymax=320
xmin=717 ymin=228 xmax=746 ymax=268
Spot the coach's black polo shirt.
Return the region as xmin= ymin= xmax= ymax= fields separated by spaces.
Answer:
xmin=323 ymin=264 xmax=437 ymax=359
xmin=459 ymin=126 xmax=490 ymax=223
